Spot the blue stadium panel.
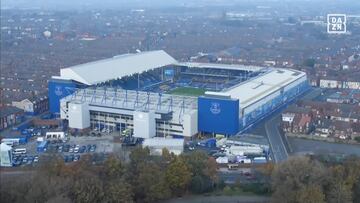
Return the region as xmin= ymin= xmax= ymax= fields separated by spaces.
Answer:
xmin=48 ymin=79 xmax=80 ymax=113
xmin=239 ymin=79 xmax=310 ymax=132
xmin=198 ymin=96 xmax=239 ymax=135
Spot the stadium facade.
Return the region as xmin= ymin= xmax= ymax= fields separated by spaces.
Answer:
xmin=49 ymin=50 xmax=309 ymax=138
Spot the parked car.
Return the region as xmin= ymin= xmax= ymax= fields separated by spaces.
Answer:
xmin=27 ymin=156 xmax=34 ymax=164
xmin=90 ymin=144 xmax=96 ymax=152
xmin=13 ymin=159 xmax=22 ymax=166
xmin=64 ymin=155 xmax=69 ymax=162
xmin=22 ymin=156 xmax=28 ymax=164
xmin=74 ymin=155 xmax=80 ymax=162
xmin=34 ymin=155 xmax=39 ymax=163
xmin=79 ymin=146 xmax=86 ymax=153
xmin=86 ymin=144 xmax=92 ymax=152
xmin=68 ymin=154 xmax=74 ymax=162
xmin=64 ymin=145 xmax=70 ymax=152
xmin=62 ymin=137 xmax=69 ymax=143
xmin=58 ymin=145 xmax=63 ymax=153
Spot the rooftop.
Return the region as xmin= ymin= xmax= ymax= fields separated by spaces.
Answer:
xmin=0 ymin=106 xmax=23 ymax=118
xmin=57 ymin=50 xmax=177 ymax=85
xmin=222 ymin=68 xmax=306 ymax=109
xmin=61 ymin=87 xmax=198 ymax=123
xmin=177 ymin=62 xmax=266 ymax=72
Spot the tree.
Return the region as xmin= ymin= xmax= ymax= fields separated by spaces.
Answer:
xmin=104 ymin=180 xmax=134 ymax=203
xmin=296 ymin=185 xmax=325 ymax=203
xmin=353 ymin=179 xmax=360 ymax=203
xmin=326 ymin=182 xmax=353 ymax=203
xmin=165 ymin=157 xmax=192 ymax=196
xmin=134 ymin=162 xmax=171 ymax=202
xmin=355 ymin=136 xmax=360 ymax=143
xmin=325 ymin=165 xmax=353 ymax=203
xmin=162 ymin=147 xmax=175 ymax=163
xmin=271 ymin=156 xmax=327 ymax=203
xmin=103 ymin=155 xmax=125 ymax=179
xmin=204 ymin=157 xmax=218 ymax=184
xmin=129 ymin=147 xmax=150 ymax=167
xmin=183 ymin=151 xmax=208 ymax=177
xmin=190 ymin=175 xmax=213 ymax=194
xmin=190 ymin=175 xmax=205 ymax=194
xmin=39 ymin=155 xmax=66 ymax=178
xmin=71 ymin=175 xmax=104 ymax=203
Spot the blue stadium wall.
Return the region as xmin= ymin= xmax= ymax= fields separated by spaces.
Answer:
xmin=48 ymin=79 xmax=85 ymax=113
xmin=198 ymin=96 xmax=239 ymax=135
xmin=239 ymin=78 xmax=310 ymax=132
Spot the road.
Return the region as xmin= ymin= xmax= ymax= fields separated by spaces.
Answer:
xmin=289 ymin=137 xmax=360 ymax=156
xmin=265 ymin=115 xmax=288 ymax=163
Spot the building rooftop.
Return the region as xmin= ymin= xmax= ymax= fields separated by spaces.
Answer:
xmin=57 ymin=50 xmax=177 ymax=85
xmin=0 ymin=106 xmax=23 ymax=118
xmin=61 ymin=87 xmax=198 ymax=123
xmin=177 ymin=62 xmax=266 ymax=72
xmin=222 ymin=68 xmax=306 ymax=109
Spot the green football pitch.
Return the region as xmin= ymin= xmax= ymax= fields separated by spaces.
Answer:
xmin=168 ymin=87 xmax=206 ymax=97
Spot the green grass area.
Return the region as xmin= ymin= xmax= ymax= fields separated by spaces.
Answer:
xmin=168 ymin=87 xmax=206 ymax=97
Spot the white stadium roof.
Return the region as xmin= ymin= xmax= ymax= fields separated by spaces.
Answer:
xmin=222 ymin=68 xmax=306 ymax=109
xmin=177 ymin=62 xmax=265 ymax=72
xmin=58 ymin=50 xmax=177 ymax=85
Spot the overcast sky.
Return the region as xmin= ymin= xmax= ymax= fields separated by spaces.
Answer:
xmin=1 ymin=0 xmax=359 ymax=11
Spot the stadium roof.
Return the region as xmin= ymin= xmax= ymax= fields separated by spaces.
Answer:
xmin=177 ymin=62 xmax=266 ymax=72
xmin=58 ymin=50 xmax=177 ymax=85
xmin=221 ymin=68 xmax=306 ymax=109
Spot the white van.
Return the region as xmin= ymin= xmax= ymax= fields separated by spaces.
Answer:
xmin=45 ymin=132 xmax=65 ymax=140
xmin=36 ymin=137 xmax=45 ymax=143
xmin=13 ymin=148 xmax=27 ymax=155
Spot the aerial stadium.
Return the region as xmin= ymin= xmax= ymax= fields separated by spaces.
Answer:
xmin=49 ymin=50 xmax=309 ymax=139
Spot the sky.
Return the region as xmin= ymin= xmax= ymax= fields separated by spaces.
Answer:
xmin=1 ymin=0 xmax=359 ymax=11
